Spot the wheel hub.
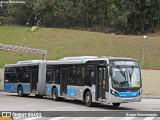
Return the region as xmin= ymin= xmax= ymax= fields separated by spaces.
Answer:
xmin=86 ymin=95 xmax=90 ymax=103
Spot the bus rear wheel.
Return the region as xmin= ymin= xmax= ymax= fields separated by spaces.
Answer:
xmin=85 ymin=91 xmax=92 ymax=107
xmin=18 ymin=86 xmax=23 ymax=97
xmin=52 ymin=88 xmax=59 ymax=101
xmin=112 ymin=103 xmax=121 ymax=107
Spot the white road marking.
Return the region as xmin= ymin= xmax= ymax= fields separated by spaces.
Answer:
xmin=13 ymin=117 xmax=21 ymax=120
xmin=98 ymin=117 xmax=135 ymax=120
xmin=22 ymin=117 xmax=42 ymax=120
xmin=123 ymin=117 xmax=136 ymax=120
xmin=98 ymin=117 xmax=115 ymax=120
xmin=143 ymin=117 xmax=155 ymax=120
xmin=49 ymin=117 xmax=66 ymax=120
xmin=72 ymin=117 xmax=86 ymax=120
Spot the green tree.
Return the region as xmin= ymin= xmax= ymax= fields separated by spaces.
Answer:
xmin=7 ymin=0 xmax=35 ymax=25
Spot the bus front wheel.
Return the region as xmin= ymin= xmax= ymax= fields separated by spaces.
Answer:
xmin=85 ymin=91 xmax=92 ymax=107
xmin=52 ymin=88 xmax=59 ymax=101
xmin=18 ymin=86 xmax=23 ymax=97
xmin=112 ymin=103 xmax=121 ymax=107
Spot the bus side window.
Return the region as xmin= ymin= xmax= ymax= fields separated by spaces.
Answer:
xmin=85 ymin=65 xmax=95 ymax=86
xmin=23 ymin=67 xmax=30 ymax=83
xmin=46 ymin=66 xmax=53 ymax=84
xmin=76 ymin=66 xmax=85 ymax=86
xmin=16 ymin=67 xmax=23 ymax=82
xmin=68 ymin=66 xmax=76 ymax=85
xmin=18 ymin=67 xmax=29 ymax=83
xmin=53 ymin=66 xmax=60 ymax=84
xmin=5 ymin=67 xmax=17 ymax=83
xmin=4 ymin=68 xmax=10 ymax=83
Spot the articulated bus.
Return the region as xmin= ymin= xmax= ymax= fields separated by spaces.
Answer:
xmin=4 ymin=56 xmax=142 ymax=107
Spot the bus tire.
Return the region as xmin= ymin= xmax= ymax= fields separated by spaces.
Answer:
xmin=85 ymin=91 xmax=92 ymax=107
xmin=18 ymin=86 xmax=23 ymax=97
xmin=52 ymin=88 xmax=59 ymax=101
xmin=112 ymin=103 xmax=121 ymax=107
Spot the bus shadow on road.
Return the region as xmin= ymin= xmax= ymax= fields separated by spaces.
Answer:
xmin=6 ymin=94 xmax=136 ymax=110
xmin=56 ymin=99 xmax=136 ymax=110
xmin=7 ymin=94 xmax=47 ymax=99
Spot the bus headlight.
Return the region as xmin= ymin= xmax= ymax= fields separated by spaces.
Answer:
xmin=110 ymin=89 xmax=118 ymax=97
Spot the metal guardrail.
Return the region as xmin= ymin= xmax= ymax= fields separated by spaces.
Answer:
xmin=0 ymin=44 xmax=47 ymax=60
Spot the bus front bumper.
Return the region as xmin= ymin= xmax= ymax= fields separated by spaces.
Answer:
xmin=107 ymin=94 xmax=142 ymax=104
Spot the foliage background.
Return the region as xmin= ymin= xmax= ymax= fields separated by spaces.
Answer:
xmin=0 ymin=0 xmax=160 ymax=34
xmin=0 ymin=0 xmax=160 ymax=68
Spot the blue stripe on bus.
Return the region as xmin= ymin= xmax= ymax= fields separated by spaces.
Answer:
xmin=4 ymin=85 xmax=17 ymax=91
xmin=46 ymin=85 xmax=60 ymax=95
xmin=45 ymin=85 xmax=77 ymax=97
xmin=4 ymin=84 xmax=29 ymax=92
xmin=67 ymin=88 xmax=77 ymax=97
xmin=22 ymin=85 xmax=29 ymax=92
xmin=46 ymin=86 xmax=52 ymax=92
xmin=57 ymin=87 xmax=60 ymax=95
xmin=92 ymin=92 xmax=95 ymax=97
xmin=117 ymin=91 xmax=139 ymax=98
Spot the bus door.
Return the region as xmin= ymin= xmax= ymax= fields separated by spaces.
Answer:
xmin=96 ymin=66 xmax=106 ymax=100
xmin=30 ymin=66 xmax=38 ymax=92
xmin=61 ymin=66 xmax=67 ymax=95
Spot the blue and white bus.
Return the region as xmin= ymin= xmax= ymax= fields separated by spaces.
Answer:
xmin=4 ymin=56 xmax=142 ymax=107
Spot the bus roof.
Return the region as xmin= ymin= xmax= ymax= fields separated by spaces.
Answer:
xmin=58 ymin=56 xmax=137 ymax=62
xmin=4 ymin=60 xmax=43 ymax=67
xmin=4 ymin=56 xmax=138 ymax=67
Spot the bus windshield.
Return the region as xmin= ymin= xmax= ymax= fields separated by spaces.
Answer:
xmin=112 ymin=66 xmax=141 ymax=88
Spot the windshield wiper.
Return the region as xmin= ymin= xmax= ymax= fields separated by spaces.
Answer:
xmin=117 ymin=66 xmax=127 ymax=87
xmin=117 ymin=66 xmax=126 ymax=78
xmin=129 ymin=66 xmax=134 ymax=82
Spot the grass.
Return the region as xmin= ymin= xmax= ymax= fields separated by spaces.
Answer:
xmin=0 ymin=25 xmax=160 ymax=68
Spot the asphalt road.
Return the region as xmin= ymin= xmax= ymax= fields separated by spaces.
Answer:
xmin=0 ymin=92 xmax=160 ymax=120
